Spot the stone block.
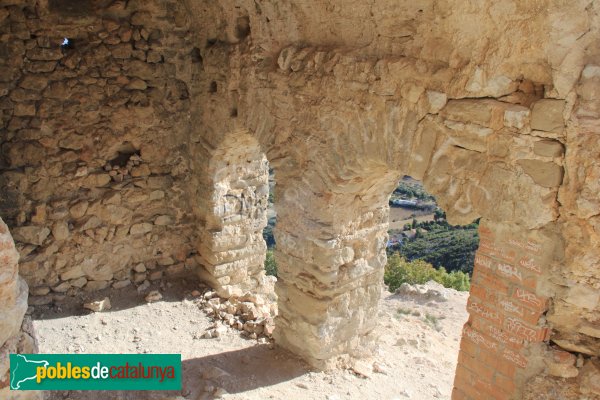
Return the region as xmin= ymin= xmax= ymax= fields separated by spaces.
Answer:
xmin=69 ymin=201 xmax=89 ymax=219
xmin=13 ymin=102 xmax=36 ymax=116
xmin=530 ymin=99 xmax=565 ymax=133
xmin=503 ymin=104 xmax=530 ymax=129
xmin=44 ymin=81 xmax=70 ymax=100
xmin=70 ymin=277 xmax=87 ymax=288
xmin=544 ymin=349 xmax=578 ymax=378
xmin=26 ymin=47 xmax=63 ymax=61
xmin=441 ymin=99 xmax=510 ymax=129
xmin=11 ymin=226 xmax=50 ymax=246
xmin=533 ymin=139 xmax=564 ymax=158
xmin=24 ymin=60 xmax=56 ymax=73
xmin=83 ymin=262 xmax=113 ymax=282
xmin=60 ymin=264 xmax=84 ymax=281
xmin=154 ymin=215 xmax=173 ymax=226
xmin=110 ymin=43 xmax=132 ymax=59
xmin=84 ymin=280 xmax=109 ymax=292
xmin=10 ymin=88 xmax=41 ymax=102
xmin=51 ymin=221 xmax=69 ymax=241
xmin=125 ymin=60 xmax=155 ymax=80
xmin=517 ymin=160 xmax=564 ymax=188
xmin=126 ymin=78 xmax=147 ymax=90
xmin=18 ymin=75 xmax=49 ymax=91
xmin=564 ymin=284 xmax=600 ymax=310
xmin=580 ymin=359 xmax=600 ymax=396
xmin=130 ymin=223 xmax=153 ymax=235
xmin=0 ymin=278 xmax=28 ymax=346
xmin=444 ymin=120 xmax=494 ymax=152
xmin=426 ymin=90 xmax=447 ymax=114
xmin=407 ymin=119 xmax=440 ymax=180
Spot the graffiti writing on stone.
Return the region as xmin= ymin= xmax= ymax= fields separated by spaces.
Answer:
xmin=469 ymin=301 xmax=502 ymax=324
xmin=514 ymin=288 xmax=546 ymax=311
xmin=488 ymin=325 xmax=523 ymax=348
xmin=506 ymin=317 xmax=538 ymax=342
xmin=496 ymin=262 xmax=523 ymax=282
xmin=518 ymin=257 xmax=542 ymax=274
xmin=503 ymin=348 xmax=528 ymax=368
xmin=508 ymin=238 xmax=541 ymax=254
xmin=463 ymin=325 xmax=498 ymax=351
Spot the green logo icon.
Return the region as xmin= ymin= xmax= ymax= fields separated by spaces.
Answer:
xmin=10 ymin=354 xmax=181 ymax=391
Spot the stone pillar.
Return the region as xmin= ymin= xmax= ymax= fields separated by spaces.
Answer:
xmin=196 ymin=133 xmax=271 ymax=298
xmin=272 ymin=168 xmax=398 ymax=369
xmin=0 ymin=217 xmax=42 ymax=399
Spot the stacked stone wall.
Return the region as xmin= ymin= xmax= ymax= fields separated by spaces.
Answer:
xmin=0 ymin=1 xmax=598 ymax=398
xmin=0 ymin=0 xmax=199 ymax=303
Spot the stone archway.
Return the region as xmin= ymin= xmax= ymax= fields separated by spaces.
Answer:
xmin=234 ymin=44 xmax=599 ymax=397
xmin=0 ymin=0 xmax=597 ymax=398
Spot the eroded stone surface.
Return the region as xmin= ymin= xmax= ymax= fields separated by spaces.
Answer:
xmin=0 ymin=1 xmax=598 ymax=399
xmin=0 ymin=217 xmax=41 ymax=399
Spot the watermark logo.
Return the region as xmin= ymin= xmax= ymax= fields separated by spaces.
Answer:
xmin=10 ymin=354 xmax=181 ymax=391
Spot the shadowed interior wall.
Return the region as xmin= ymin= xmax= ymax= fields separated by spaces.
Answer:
xmin=0 ymin=0 xmax=199 ymax=302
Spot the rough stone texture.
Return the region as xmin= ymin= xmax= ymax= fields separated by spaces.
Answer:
xmin=0 ymin=0 xmax=197 ymax=300
xmin=531 ymin=99 xmax=566 ymax=134
xmin=196 ymin=132 xmax=270 ymax=298
xmin=0 ymin=0 xmax=598 ymax=398
xmin=0 ymin=217 xmax=41 ymax=399
xmin=0 ymin=218 xmax=25 ymax=346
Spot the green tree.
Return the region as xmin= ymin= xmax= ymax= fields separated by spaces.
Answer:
xmin=264 ymin=249 xmax=277 ymax=276
xmin=397 ymin=222 xmax=479 ymax=274
xmin=384 ymin=253 xmax=470 ymax=292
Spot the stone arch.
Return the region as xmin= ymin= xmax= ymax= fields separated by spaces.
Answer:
xmin=246 ymin=45 xmax=597 ymax=400
xmin=0 ymin=0 xmax=596 ymax=397
xmin=196 ymin=130 xmax=272 ymax=298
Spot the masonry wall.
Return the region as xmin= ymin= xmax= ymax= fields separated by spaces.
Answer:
xmin=0 ymin=0 xmax=200 ymax=303
xmin=0 ymin=0 xmax=598 ymax=398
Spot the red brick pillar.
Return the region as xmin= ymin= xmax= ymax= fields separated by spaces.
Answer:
xmin=452 ymin=221 xmax=554 ymax=400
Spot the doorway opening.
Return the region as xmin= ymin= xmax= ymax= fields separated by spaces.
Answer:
xmin=375 ymin=175 xmax=480 ymax=398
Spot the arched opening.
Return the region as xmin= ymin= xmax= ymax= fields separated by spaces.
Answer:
xmin=386 ymin=175 xmax=477 ymax=289
xmin=0 ymin=0 xmax=596 ymax=398
xmin=382 ymin=175 xmax=478 ymax=397
xmin=262 ymin=168 xmax=277 ymax=277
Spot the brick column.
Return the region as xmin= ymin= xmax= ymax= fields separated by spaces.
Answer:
xmin=452 ymin=221 xmax=556 ymax=400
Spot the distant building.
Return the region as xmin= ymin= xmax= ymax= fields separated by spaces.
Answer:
xmin=390 ymin=199 xmax=418 ymax=207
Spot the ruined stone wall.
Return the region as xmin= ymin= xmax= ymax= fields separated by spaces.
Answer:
xmin=0 ymin=0 xmax=598 ymax=398
xmin=186 ymin=0 xmax=600 ymax=395
xmin=0 ymin=0 xmax=200 ymax=302
xmin=230 ymin=45 xmax=568 ymax=381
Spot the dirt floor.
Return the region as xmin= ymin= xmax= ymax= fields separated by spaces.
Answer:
xmin=32 ymin=278 xmax=468 ymax=400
